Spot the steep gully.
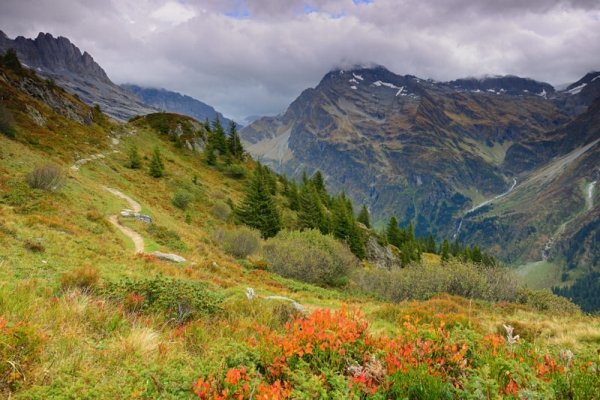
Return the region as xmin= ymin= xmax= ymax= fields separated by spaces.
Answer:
xmin=453 ymin=179 xmax=517 ymax=239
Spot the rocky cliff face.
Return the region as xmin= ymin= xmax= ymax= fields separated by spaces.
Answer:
xmin=0 ymin=31 xmax=157 ymax=121
xmin=122 ymin=84 xmax=240 ymax=128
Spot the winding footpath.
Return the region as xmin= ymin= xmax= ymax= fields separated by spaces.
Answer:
xmin=102 ymin=186 xmax=145 ymax=254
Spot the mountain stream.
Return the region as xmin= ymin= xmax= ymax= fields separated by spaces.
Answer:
xmin=453 ymin=179 xmax=517 ymax=238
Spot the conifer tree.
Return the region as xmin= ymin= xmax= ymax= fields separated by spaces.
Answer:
xmin=227 ymin=120 xmax=245 ymax=160
xmin=205 ymin=144 xmax=217 ymax=166
xmin=236 ymin=167 xmax=282 ymax=238
xmin=288 ymin=177 xmax=300 ymax=211
xmin=471 ymin=245 xmax=483 ymax=264
xmin=357 ymin=204 xmax=371 ymax=228
xmin=426 ymin=234 xmax=437 ymax=253
xmin=210 ymin=115 xmax=230 ymax=156
xmin=127 ymin=142 xmax=142 ymax=169
xmin=149 ymin=145 xmax=165 ymax=177
xmin=204 ymin=117 xmax=212 ymax=132
xmin=441 ymin=239 xmax=450 ymax=262
xmin=386 ymin=215 xmax=402 ymax=249
xmin=298 ymin=185 xmax=326 ymax=233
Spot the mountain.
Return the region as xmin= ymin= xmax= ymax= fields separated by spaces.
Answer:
xmin=240 ymin=65 xmax=600 ymax=282
xmin=122 ymin=84 xmax=241 ymax=128
xmin=0 ymin=31 xmax=157 ymax=120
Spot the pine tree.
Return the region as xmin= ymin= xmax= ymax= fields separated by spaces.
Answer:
xmin=236 ymin=168 xmax=282 ymax=238
xmin=426 ymin=234 xmax=437 ymax=253
xmin=298 ymin=185 xmax=326 ymax=233
xmin=205 ymin=144 xmax=217 ymax=166
xmin=149 ymin=145 xmax=165 ymax=177
xmin=227 ymin=120 xmax=245 ymax=160
xmin=386 ymin=215 xmax=402 ymax=249
xmin=441 ymin=239 xmax=450 ymax=262
xmin=357 ymin=204 xmax=371 ymax=228
xmin=471 ymin=245 xmax=483 ymax=264
xmin=127 ymin=142 xmax=142 ymax=169
xmin=288 ymin=177 xmax=300 ymax=211
xmin=204 ymin=117 xmax=212 ymax=132
xmin=210 ymin=115 xmax=230 ymax=156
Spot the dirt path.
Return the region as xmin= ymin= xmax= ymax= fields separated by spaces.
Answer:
xmin=103 ymin=186 xmax=144 ymax=254
xmin=102 ymin=186 xmax=142 ymax=212
xmin=108 ymin=215 xmax=145 ymax=253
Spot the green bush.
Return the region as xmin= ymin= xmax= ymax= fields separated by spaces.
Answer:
xmin=25 ymin=164 xmax=66 ymax=191
xmin=210 ymin=200 xmax=231 ymax=221
xmin=213 ymin=226 xmax=261 ymax=259
xmin=353 ymin=260 xmax=520 ymax=303
xmin=516 ymin=287 xmax=581 ymax=314
xmin=172 ymin=191 xmax=193 ymax=209
xmin=223 ymin=164 xmax=248 ymax=179
xmin=146 ymin=224 xmax=186 ymax=251
xmin=103 ymin=275 xmax=222 ymax=323
xmin=263 ymin=229 xmax=358 ymax=287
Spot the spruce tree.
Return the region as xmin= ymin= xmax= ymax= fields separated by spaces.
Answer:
xmin=210 ymin=115 xmax=230 ymax=156
xmin=426 ymin=234 xmax=437 ymax=253
xmin=149 ymin=145 xmax=165 ymax=177
xmin=288 ymin=177 xmax=300 ymax=211
xmin=205 ymin=144 xmax=217 ymax=166
xmin=298 ymin=185 xmax=326 ymax=233
xmin=236 ymin=168 xmax=282 ymax=238
xmin=357 ymin=204 xmax=371 ymax=228
xmin=386 ymin=215 xmax=402 ymax=249
xmin=441 ymin=239 xmax=450 ymax=262
xmin=127 ymin=142 xmax=142 ymax=169
xmin=227 ymin=120 xmax=245 ymax=160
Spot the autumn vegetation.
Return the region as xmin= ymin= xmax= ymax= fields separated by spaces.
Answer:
xmin=1 ymin=57 xmax=599 ymax=398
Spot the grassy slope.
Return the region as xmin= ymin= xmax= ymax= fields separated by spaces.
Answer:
xmin=2 ymin=68 xmax=600 ymax=398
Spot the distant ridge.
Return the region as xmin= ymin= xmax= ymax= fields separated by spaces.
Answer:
xmin=122 ymin=84 xmax=242 ymax=128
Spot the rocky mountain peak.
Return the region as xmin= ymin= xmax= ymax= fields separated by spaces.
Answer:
xmin=0 ymin=31 xmax=157 ymax=121
xmin=448 ymin=75 xmax=555 ymax=97
xmin=0 ymin=31 xmax=111 ymax=83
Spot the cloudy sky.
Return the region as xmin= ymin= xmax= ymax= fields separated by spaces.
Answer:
xmin=1 ymin=0 xmax=599 ymax=122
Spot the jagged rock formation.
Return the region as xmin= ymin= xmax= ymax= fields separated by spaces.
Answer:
xmin=0 ymin=31 xmax=157 ymax=121
xmin=122 ymin=84 xmax=241 ymax=128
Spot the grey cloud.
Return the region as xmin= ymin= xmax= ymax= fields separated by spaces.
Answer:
xmin=1 ymin=0 xmax=599 ymax=121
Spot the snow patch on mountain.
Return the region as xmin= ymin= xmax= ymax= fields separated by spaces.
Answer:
xmin=372 ymin=80 xmax=400 ymax=89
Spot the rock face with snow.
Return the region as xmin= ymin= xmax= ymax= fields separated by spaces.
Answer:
xmin=240 ymin=65 xmax=600 ymax=266
xmin=0 ymin=31 xmax=157 ymax=121
xmin=240 ymin=66 xmax=569 ymax=236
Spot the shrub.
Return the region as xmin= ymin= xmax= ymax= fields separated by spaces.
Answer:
xmin=60 ymin=267 xmax=100 ymax=293
xmin=25 ymin=164 xmax=66 ymax=191
xmin=172 ymin=191 xmax=193 ymax=209
xmin=224 ymin=164 xmax=248 ymax=179
xmin=213 ymin=226 xmax=262 ymax=259
xmin=516 ymin=287 xmax=581 ymax=314
xmin=353 ymin=260 xmax=520 ymax=303
xmin=103 ymin=275 xmax=222 ymax=323
xmin=0 ymin=104 xmax=15 ymax=138
xmin=210 ymin=200 xmax=231 ymax=221
xmin=146 ymin=224 xmax=186 ymax=251
xmin=263 ymin=229 xmax=359 ymax=287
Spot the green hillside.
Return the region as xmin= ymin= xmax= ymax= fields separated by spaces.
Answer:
xmin=2 ymin=59 xmax=600 ymax=398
